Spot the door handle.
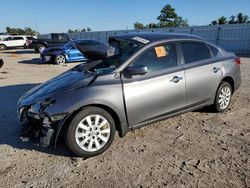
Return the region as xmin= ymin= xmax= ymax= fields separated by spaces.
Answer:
xmin=170 ymin=76 xmax=183 ymax=83
xmin=213 ymin=67 xmax=220 ymax=73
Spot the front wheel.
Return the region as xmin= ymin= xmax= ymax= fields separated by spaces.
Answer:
xmin=55 ymin=54 xmax=66 ymax=65
xmin=214 ymin=81 xmax=232 ymax=112
xmin=65 ymin=107 xmax=116 ymax=158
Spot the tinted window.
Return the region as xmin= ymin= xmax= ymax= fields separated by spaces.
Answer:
xmin=181 ymin=42 xmax=211 ymax=64
xmin=55 ymin=34 xmax=68 ymax=40
xmin=130 ymin=43 xmax=177 ymax=74
xmin=89 ymin=41 xmax=101 ymax=45
xmin=26 ymin=37 xmax=34 ymax=40
xmin=208 ymin=44 xmax=219 ymax=57
xmin=78 ymin=41 xmax=92 ymax=46
xmin=13 ymin=37 xmax=24 ymax=40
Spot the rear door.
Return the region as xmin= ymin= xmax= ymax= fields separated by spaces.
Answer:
xmin=122 ymin=43 xmax=187 ymax=126
xmin=67 ymin=45 xmax=85 ymax=61
xmin=180 ymin=41 xmax=222 ymax=106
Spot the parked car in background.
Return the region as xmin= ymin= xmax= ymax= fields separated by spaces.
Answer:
xmin=0 ymin=36 xmax=30 ymax=50
xmin=29 ymin=33 xmax=71 ymax=53
xmin=18 ymin=33 xmax=241 ymax=158
xmin=0 ymin=34 xmax=11 ymax=41
xmin=25 ymin=36 xmax=37 ymax=48
xmin=40 ymin=40 xmax=108 ymax=64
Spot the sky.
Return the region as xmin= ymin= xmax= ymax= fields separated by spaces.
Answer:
xmin=0 ymin=0 xmax=250 ymax=34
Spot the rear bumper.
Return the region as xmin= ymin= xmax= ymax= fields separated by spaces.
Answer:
xmin=234 ymin=68 xmax=241 ymax=92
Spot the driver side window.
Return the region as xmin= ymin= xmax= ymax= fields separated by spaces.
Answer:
xmin=130 ymin=43 xmax=178 ymax=74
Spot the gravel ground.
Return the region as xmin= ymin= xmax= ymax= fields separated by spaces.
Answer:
xmin=0 ymin=49 xmax=249 ymax=188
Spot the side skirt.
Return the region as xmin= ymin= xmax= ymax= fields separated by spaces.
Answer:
xmin=130 ymin=101 xmax=209 ymax=131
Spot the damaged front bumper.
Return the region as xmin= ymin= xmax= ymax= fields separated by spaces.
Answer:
xmin=18 ymin=106 xmax=68 ymax=147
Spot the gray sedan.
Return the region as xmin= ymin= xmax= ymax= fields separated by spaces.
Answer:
xmin=18 ymin=33 xmax=241 ymax=157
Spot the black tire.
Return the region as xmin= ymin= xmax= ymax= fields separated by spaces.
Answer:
xmin=36 ymin=44 xmax=46 ymax=53
xmin=213 ymin=81 xmax=232 ymax=112
xmin=54 ymin=54 xmax=66 ymax=65
xmin=65 ymin=107 xmax=116 ymax=158
xmin=0 ymin=44 xmax=7 ymax=51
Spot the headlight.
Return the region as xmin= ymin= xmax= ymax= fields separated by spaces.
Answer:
xmin=30 ymin=99 xmax=56 ymax=114
xmin=30 ymin=102 xmax=40 ymax=114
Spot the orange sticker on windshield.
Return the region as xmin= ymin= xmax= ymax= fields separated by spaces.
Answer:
xmin=155 ymin=46 xmax=167 ymax=58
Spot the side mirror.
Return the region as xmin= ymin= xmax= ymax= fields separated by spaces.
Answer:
xmin=125 ymin=65 xmax=147 ymax=76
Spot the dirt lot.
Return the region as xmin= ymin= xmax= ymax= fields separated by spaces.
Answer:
xmin=0 ymin=49 xmax=249 ymax=188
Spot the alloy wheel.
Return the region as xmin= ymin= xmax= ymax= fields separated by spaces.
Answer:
xmin=218 ymin=85 xmax=231 ymax=110
xmin=56 ymin=55 xmax=65 ymax=64
xmin=75 ymin=115 xmax=111 ymax=152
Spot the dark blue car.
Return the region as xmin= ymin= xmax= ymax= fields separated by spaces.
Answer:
xmin=41 ymin=40 xmax=108 ymax=65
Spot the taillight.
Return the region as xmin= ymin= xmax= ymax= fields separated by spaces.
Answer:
xmin=235 ymin=57 xmax=240 ymax=65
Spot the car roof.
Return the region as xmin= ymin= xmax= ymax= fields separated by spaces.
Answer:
xmin=72 ymin=39 xmax=101 ymax=43
xmin=109 ymin=32 xmax=201 ymax=44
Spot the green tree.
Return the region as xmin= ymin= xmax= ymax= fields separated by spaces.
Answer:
xmin=229 ymin=15 xmax=236 ymax=24
xmin=146 ymin=23 xmax=159 ymax=29
xmin=176 ymin=16 xmax=189 ymax=27
xmin=134 ymin=22 xmax=145 ymax=29
xmin=236 ymin=13 xmax=249 ymax=23
xmin=68 ymin=27 xmax=92 ymax=33
xmin=211 ymin=20 xmax=218 ymax=25
xmin=157 ymin=4 xmax=178 ymax=27
xmin=218 ymin=16 xmax=227 ymax=25
xmin=6 ymin=26 xmax=38 ymax=35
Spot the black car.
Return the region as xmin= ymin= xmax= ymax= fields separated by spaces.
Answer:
xmin=40 ymin=40 xmax=109 ymax=64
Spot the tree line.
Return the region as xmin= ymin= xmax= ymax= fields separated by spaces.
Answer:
xmin=67 ymin=27 xmax=92 ymax=33
xmin=5 ymin=27 xmax=39 ymax=35
xmin=3 ymin=4 xmax=250 ymax=35
xmin=134 ymin=4 xmax=188 ymax=29
xmin=211 ymin=13 xmax=249 ymax=25
xmin=134 ymin=4 xmax=249 ymax=29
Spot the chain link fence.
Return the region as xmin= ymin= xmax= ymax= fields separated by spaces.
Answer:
xmin=68 ymin=23 xmax=250 ymax=53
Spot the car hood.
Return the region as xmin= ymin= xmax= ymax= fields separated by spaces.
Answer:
xmin=19 ymin=69 xmax=96 ymax=106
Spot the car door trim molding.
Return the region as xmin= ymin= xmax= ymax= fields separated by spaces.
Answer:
xmin=122 ymin=65 xmax=184 ymax=83
xmin=131 ymin=99 xmax=209 ymax=129
xmin=182 ymin=55 xmax=235 ymax=71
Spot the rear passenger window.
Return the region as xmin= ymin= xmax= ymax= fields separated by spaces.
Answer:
xmin=181 ymin=42 xmax=211 ymax=64
xmin=208 ymin=45 xmax=219 ymax=57
xmin=130 ymin=43 xmax=178 ymax=73
xmin=14 ymin=37 xmax=24 ymax=40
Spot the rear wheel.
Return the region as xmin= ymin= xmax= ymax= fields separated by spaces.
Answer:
xmin=0 ymin=44 xmax=7 ymax=51
xmin=65 ymin=107 xmax=116 ymax=158
xmin=214 ymin=81 xmax=232 ymax=112
xmin=55 ymin=54 xmax=66 ymax=65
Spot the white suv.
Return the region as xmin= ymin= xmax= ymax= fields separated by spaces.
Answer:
xmin=0 ymin=36 xmax=28 ymax=50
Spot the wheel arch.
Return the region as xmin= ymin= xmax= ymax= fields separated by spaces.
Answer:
xmin=54 ymin=103 xmax=128 ymax=147
xmin=221 ymin=76 xmax=234 ymax=93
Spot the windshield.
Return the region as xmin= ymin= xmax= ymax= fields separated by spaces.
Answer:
xmin=88 ymin=39 xmax=144 ymax=75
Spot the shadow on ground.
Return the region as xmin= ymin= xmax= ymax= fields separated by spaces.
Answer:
xmin=0 ymin=84 xmax=72 ymax=157
xmin=18 ymin=58 xmax=45 ymax=65
xmin=1 ymin=49 xmax=36 ymax=54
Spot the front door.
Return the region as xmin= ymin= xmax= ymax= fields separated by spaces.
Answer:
xmin=122 ymin=43 xmax=187 ymax=126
